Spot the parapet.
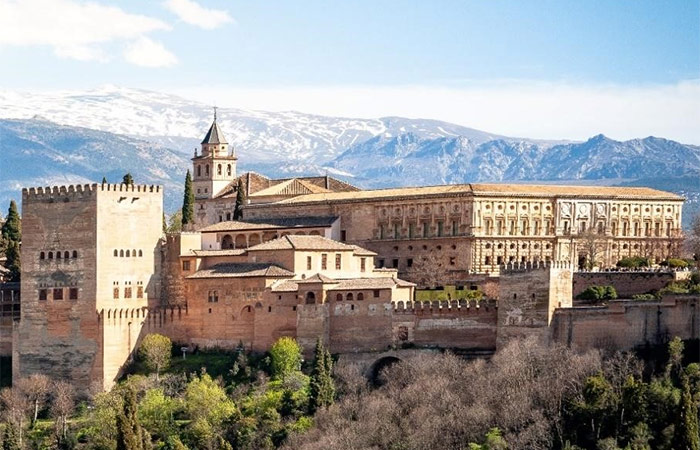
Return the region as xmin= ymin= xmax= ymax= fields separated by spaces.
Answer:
xmin=23 ymin=183 xmax=98 ymax=202
xmin=499 ymin=260 xmax=573 ymax=274
xmin=393 ymin=299 xmax=497 ymax=314
xmin=98 ymin=183 xmax=161 ymax=194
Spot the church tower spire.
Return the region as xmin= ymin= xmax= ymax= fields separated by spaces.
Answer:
xmin=192 ymin=108 xmax=238 ymax=205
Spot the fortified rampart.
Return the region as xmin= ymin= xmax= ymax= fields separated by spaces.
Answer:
xmin=572 ymin=271 xmax=680 ymax=299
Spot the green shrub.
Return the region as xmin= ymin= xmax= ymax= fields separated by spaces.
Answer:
xmin=616 ymin=257 xmax=650 ymax=268
xmin=659 ymin=282 xmax=691 ymax=296
xmin=666 ymin=258 xmax=689 ymax=268
xmin=576 ymin=285 xmax=618 ymax=301
xmin=632 ymin=293 xmax=657 ymax=301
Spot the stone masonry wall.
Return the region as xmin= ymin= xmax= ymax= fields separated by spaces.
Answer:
xmin=573 ymin=272 xmax=676 ymax=299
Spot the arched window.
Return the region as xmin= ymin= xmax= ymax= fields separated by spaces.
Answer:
xmin=217 ymin=164 xmax=222 ymax=175
xmin=48 ymin=252 xmax=53 ymax=259
xmin=205 ymin=164 xmax=209 ymax=175
xmin=73 ymin=251 xmax=78 ymax=258
xmin=40 ymin=252 xmax=45 ymax=260
xmin=336 ymin=293 xmax=343 ymax=302
xmin=64 ymin=251 xmax=69 ymax=259
xmin=138 ymin=250 xmax=143 ymax=257
xmin=347 ymin=293 xmax=354 ymax=301
xmin=56 ymin=251 xmax=61 ymax=259
xmin=132 ymin=249 xmax=136 ymax=257
xmin=227 ymin=164 xmax=231 ymax=176
xmin=305 ymin=292 xmax=316 ymax=304
xmin=120 ymin=250 xmax=124 ymax=257
xmin=197 ymin=165 xmax=201 ymax=177
xmin=114 ymin=250 xmax=118 ymax=257
xmin=126 ymin=250 xmax=130 ymax=257
xmin=357 ymin=293 xmax=364 ymax=301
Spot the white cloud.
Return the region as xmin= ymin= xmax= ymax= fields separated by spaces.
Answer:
xmin=124 ymin=37 xmax=178 ymax=68
xmin=174 ymin=80 xmax=700 ymax=145
xmin=163 ymin=0 xmax=233 ymax=29
xmin=0 ymin=0 xmax=172 ymax=65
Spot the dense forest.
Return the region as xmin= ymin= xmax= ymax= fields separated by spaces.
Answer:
xmin=1 ymin=335 xmax=699 ymax=450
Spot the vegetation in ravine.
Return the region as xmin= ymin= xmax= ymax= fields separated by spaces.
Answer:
xmin=2 ymin=334 xmax=700 ymax=449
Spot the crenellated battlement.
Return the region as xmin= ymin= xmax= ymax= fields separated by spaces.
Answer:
xmin=22 ymin=183 xmax=162 ymax=203
xmin=393 ymin=299 xmax=497 ymax=314
xmin=499 ymin=260 xmax=573 ymax=274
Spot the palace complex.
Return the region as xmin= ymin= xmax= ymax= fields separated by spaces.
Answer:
xmin=7 ymin=116 xmax=694 ymax=391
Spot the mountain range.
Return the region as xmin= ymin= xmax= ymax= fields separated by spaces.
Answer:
xmin=0 ymin=86 xmax=698 ymax=225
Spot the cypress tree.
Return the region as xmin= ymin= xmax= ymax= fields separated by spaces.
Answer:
xmin=233 ymin=178 xmax=246 ymax=220
xmin=181 ymin=170 xmax=194 ymax=227
xmin=5 ymin=241 xmax=20 ymax=282
xmin=309 ymin=339 xmax=335 ymax=413
xmin=101 ymin=176 xmax=107 ymax=184
xmin=122 ymin=173 xmax=134 ymax=185
xmin=116 ymin=388 xmax=147 ymax=450
xmin=1 ymin=200 xmax=21 ymax=243
xmin=674 ymin=375 xmax=700 ymax=450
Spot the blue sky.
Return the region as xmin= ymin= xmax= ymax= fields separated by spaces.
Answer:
xmin=0 ymin=0 xmax=699 ymax=142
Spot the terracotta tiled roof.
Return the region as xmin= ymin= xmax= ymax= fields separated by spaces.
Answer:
xmin=199 ymin=216 xmax=338 ymax=233
xmin=247 ymin=235 xmax=357 ymax=251
xmin=249 ymin=178 xmax=331 ymax=197
xmin=190 ymin=249 xmax=247 ymax=257
xmin=250 ymin=183 xmax=682 ymax=205
xmin=270 ymin=280 xmax=299 ymax=292
xmin=328 ymin=277 xmax=416 ymax=290
xmin=297 ymin=273 xmax=337 ymax=284
xmin=350 ymin=245 xmax=378 ymax=256
xmin=187 ymin=262 xmax=293 ymax=279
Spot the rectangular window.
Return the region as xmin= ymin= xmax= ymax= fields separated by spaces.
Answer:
xmin=53 ymin=288 xmax=63 ymax=301
xmin=452 ymin=221 xmax=458 ymax=236
xmin=666 ymin=222 xmax=672 ymax=237
xmin=497 ymin=220 xmax=504 ymax=235
xmin=208 ymin=290 xmax=218 ymax=303
xmin=449 ymin=257 xmax=456 ymax=265
xmin=422 ymin=222 xmax=429 ymax=238
xmin=437 ymin=221 xmax=444 ymax=237
xmin=409 ymin=223 xmax=416 ymax=238
xmin=321 ymin=253 xmax=327 ymax=270
xmin=654 ymin=222 xmax=660 ymax=237
xmin=182 ymin=260 xmax=191 ymax=271
xmin=509 ymin=220 xmax=515 ymax=236
xmin=137 ymin=286 xmax=144 ymax=299
xmin=497 ymin=256 xmax=503 ymax=265
xmin=39 ymin=289 xmax=47 ymax=301
xmin=373 ymin=289 xmax=380 ymax=298
xmin=335 ymin=254 xmax=342 ymax=270
xmin=392 ymin=258 xmax=399 ymax=268
xmin=379 ymin=224 xmax=385 ymax=239
xmin=394 ymin=223 xmax=400 ymax=239
xmin=124 ymin=287 xmax=132 ymax=299
xmin=521 ymin=220 xmax=528 ymax=235
xmin=113 ymin=287 xmax=119 ymax=299
xmin=407 ymin=258 xmax=413 ymax=268
xmin=307 ymin=256 xmax=312 ymax=270
xmin=378 ymin=259 xmax=385 ymax=268
xmin=484 ymin=256 xmax=491 ymax=265
xmin=360 ymin=257 xmax=366 ymax=272
xmin=534 ymin=220 xmax=540 ymax=235
xmin=341 ymin=230 xmax=347 ymax=242
xmin=69 ymin=288 xmax=78 ymax=300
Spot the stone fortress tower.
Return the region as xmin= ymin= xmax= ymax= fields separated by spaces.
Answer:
xmin=14 ymin=183 xmax=163 ymax=391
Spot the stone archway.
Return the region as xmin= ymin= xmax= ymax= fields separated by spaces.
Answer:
xmin=248 ymin=234 xmax=261 ymax=247
xmin=234 ymin=234 xmax=247 ymax=249
xmin=305 ymin=292 xmax=316 ymax=304
xmin=369 ymin=356 xmax=402 ymax=387
xmin=221 ymin=234 xmax=234 ymax=249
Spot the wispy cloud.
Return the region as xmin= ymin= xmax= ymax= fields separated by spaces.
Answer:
xmin=163 ymin=0 xmax=233 ymax=30
xmin=175 ymin=80 xmax=700 ymax=145
xmin=124 ymin=37 xmax=178 ymax=68
xmin=0 ymin=0 xmax=173 ymax=66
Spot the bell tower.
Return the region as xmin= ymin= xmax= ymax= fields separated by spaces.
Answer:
xmin=192 ymin=107 xmax=237 ymax=200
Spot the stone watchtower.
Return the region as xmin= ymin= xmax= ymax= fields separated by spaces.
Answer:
xmin=496 ymin=260 xmax=573 ymax=348
xmin=15 ymin=183 xmax=163 ymax=392
xmin=192 ymin=109 xmax=237 ymax=202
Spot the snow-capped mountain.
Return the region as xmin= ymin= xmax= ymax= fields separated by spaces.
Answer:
xmin=0 ymin=86 xmax=516 ymax=165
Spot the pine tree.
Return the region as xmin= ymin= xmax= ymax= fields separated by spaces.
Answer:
xmin=233 ymin=179 xmax=246 ymax=220
xmin=1 ymin=200 xmax=21 ymax=243
xmin=116 ymin=388 xmax=147 ymax=450
xmin=5 ymin=240 xmax=20 ymax=282
xmin=181 ymin=170 xmax=194 ymax=228
xmin=309 ymin=339 xmax=335 ymax=413
xmin=122 ymin=173 xmax=134 ymax=186
xmin=674 ymin=375 xmax=700 ymax=450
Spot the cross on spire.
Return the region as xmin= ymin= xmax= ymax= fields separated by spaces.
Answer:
xmin=213 ymin=106 xmax=218 ymax=121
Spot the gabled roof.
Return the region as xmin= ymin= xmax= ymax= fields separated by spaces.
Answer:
xmin=250 ymin=178 xmax=332 ymax=197
xmin=246 ymin=234 xmax=358 ymax=252
xmin=187 ymin=262 xmax=293 ymax=279
xmin=201 ymin=119 xmax=228 ymax=145
xmin=198 ymin=216 xmax=338 ymax=233
xmin=296 ymin=273 xmax=336 ymax=284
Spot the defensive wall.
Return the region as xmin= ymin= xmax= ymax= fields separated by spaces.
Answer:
xmin=572 ymin=270 xmax=685 ymax=299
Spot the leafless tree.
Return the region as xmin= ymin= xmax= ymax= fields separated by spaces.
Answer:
xmin=0 ymin=386 xmax=30 ymax=447
xmin=576 ymin=229 xmax=608 ymax=270
xmin=408 ymin=253 xmax=447 ymax=291
xmin=51 ymin=381 xmax=75 ymax=442
xmin=15 ymin=373 xmax=51 ymax=428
